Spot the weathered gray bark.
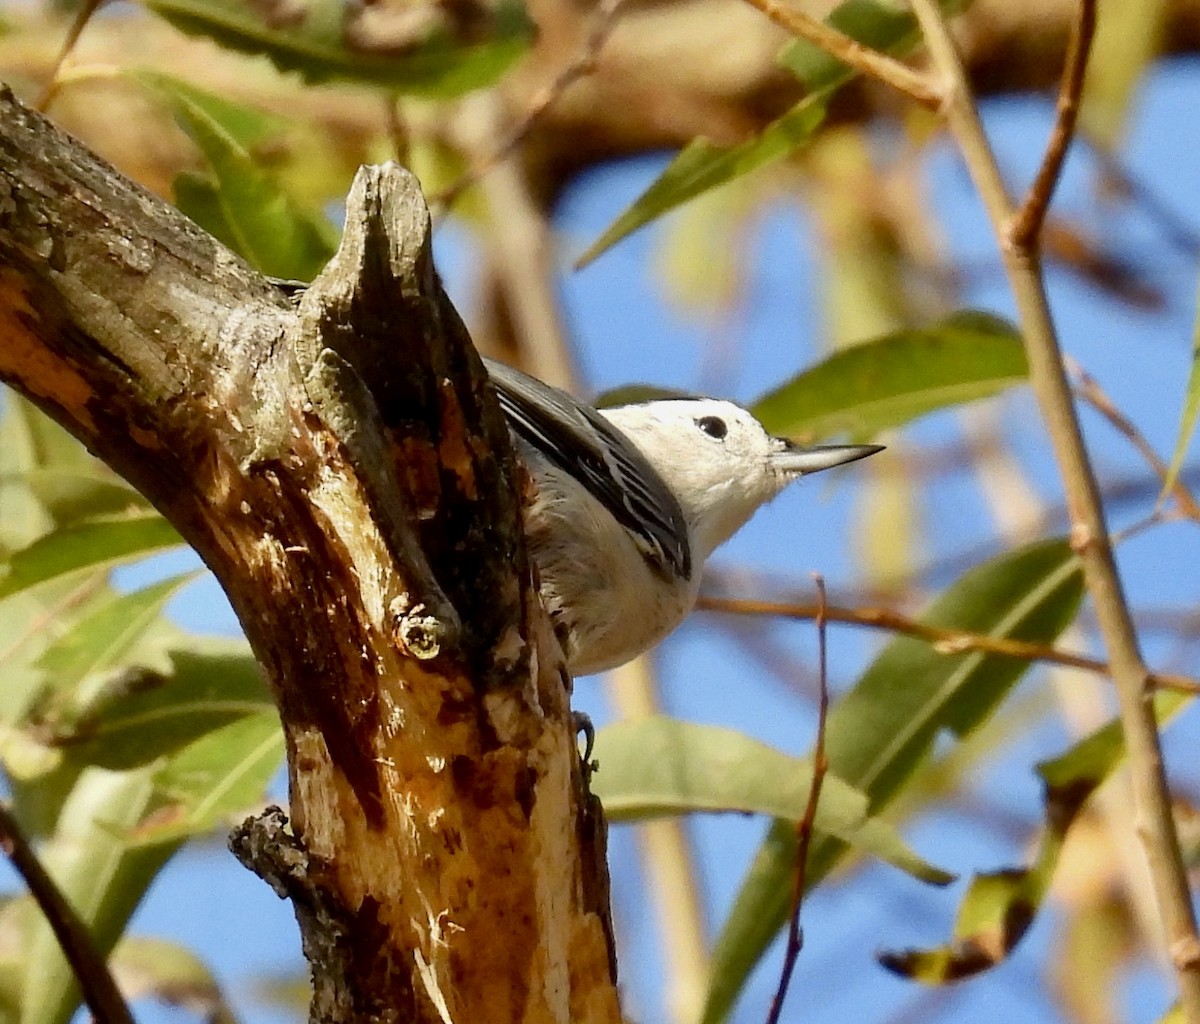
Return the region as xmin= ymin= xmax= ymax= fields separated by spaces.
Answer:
xmin=0 ymin=85 xmax=619 ymax=1024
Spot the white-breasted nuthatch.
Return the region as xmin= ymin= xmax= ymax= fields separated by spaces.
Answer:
xmin=485 ymin=359 xmax=882 ymax=676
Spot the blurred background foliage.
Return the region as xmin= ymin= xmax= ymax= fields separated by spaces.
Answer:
xmin=2 ymin=1 xmax=1200 ymax=1023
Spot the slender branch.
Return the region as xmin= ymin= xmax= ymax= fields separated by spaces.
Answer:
xmin=0 ymin=802 xmax=135 ymax=1024
xmin=1008 ymin=0 xmax=1097 ymax=248
xmin=37 ymin=0 xmax=107 ymax=110
xmin=735 ymin=0 xmax=942 ymax=109
xmin=433 ymin=0 xmax=628 ymax=215
xmin=908 ymin=1 xmax=1200 ymax=1015
xmin=697 ymin=595 xmax=1200 ymax=695
xmin=1068 ymin=359 xmax=1200 ymax=522
xmin=765 ymin=576 xmax=830 ymax=1024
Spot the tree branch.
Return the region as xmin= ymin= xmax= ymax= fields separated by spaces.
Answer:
xmin=735 ymin=0 xmax=943 ymax=108
xmin=905 ymin=4 xmax=1200 ymax=1017
xmin=1008 ymin=0 xmax=1097 ymax=248
xmin=0 ymin=85 xmax=620 ymax=1024
xmin=697 ymin=595 xmax=1200 ymax=695
xmin=0 ymin=802 xmax=134 ymax=1024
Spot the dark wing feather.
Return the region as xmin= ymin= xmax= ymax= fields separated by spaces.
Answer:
xmin=485 ymin=358 xmax=692 ymax=579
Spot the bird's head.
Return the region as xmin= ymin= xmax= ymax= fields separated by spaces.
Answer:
xmin=603 ymin=398 xmax=882 ymax=560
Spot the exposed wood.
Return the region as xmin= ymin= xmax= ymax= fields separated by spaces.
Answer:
xmin=0 ymin=86 xmax=619 ymax=1024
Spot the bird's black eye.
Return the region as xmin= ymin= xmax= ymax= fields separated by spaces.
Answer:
xmin=696 ymin=415 xmax=728 ymax=440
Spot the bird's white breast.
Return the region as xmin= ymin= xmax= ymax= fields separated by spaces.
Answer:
xmin=517 ymin=450 xmax=698 ymax=676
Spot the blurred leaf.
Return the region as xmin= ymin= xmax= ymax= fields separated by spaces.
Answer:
xmin=577 ymin=0 xmax=963 ymax=266
xmin=702 ymin=538 xmax=1084 ymax=1024
xmin=752 ymin=312 xmax=1027 ymax=440
xmin=112 ymin=936 xmax=238 ymax=1024
xmin=140 ymin=71 xmax=337 ymax=281
xmin=21 ymin=768 xmax=181 ymax=1024
xmin=0 ymin=513 xmax=182 ymax=603
xmin=879 ymin=687 xmax=1189 ymax=982
xmin=134 ymin=712 xmax=283 ymax=844
xmin=576 ymin=101 xmax=827 ymax=268
xmin=17 ymin=469 xmax=149 ymax=527
xmin=0 ymin=574 xmax=111 ymax=743
xmin=594 ymin=383 xmax=702 ymax=407
xmin=1051 ymin=894 xmax=1135 ymax=1024
xmin=143 ymin=0 xmax=532 ymax=96
xmin=171 ymin=170 xmax=243 ymax=253
xmin=0 ymin=394 xmax=137 ymax=553
xmin=655 ymin=176 xmax=758 ymax=314
xmin=1081 ymin=0 xmax=1169 ymax=148
xmin=776 ymin=0 xmax=932 ymax=88
xmin=55 ymin=644 xmax=270 ymax=771
xmin=133 ymin=70 xmax=290 ymax=150
xmin=594 ymin=717 xmax=952 ymax=884
xmin=1162 ymin=279 xmax=1200 ymax=499
xmin=34 ymin=573 xmax=201 ymax=719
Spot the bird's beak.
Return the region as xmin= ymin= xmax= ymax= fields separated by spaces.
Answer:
xmin=771 ymin=441 xmax=885 ymax=476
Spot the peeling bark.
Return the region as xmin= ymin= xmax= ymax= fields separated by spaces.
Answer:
xmin=0 ymin=86 xmax=620 ymax=1024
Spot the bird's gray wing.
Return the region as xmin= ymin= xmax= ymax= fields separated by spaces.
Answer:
xmin=484 ymin=358 xmax=691 ymax=579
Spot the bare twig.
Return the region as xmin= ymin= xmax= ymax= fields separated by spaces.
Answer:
xmin=1068 ymin=359 xmax=1200 ymax=522
xmin=765 ymin=575 xmax=830 ymax=1024
xmin=697 ymin=595 xmax=1200 ymax=695
xmin=1008 ymin=0 xmax=1097 ymax=248
xmin=37 ymin=0 xmax=107 ymax=110
xmin=0 ymin=802 xmax=135 ymax=1024
xmin=434 ymin=0 xmax=628 ymax=214
xmin=1082 ymin=131 xmax=1200 ymax=258
xmin=908 ymin=1 xmax=1200 ymax=1016
xmin=735 ymin=0 xmax=942 ymax=109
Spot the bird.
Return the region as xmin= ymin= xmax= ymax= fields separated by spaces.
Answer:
xmin=484 ymin=359 xmax=881 ymax=676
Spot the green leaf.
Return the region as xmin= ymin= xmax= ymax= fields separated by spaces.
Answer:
xmin=576 ymin=0 xmax=964 ymax=266
xmin=593 ymin=717 xmax=953 ymax=884
xmin=139 ymin=72 xmax=337 ymax=281
xmin=1162 ymin=278 xmax=1200 ymax=499
xmin=55 ymin=644 xmax=270 ymax=771
xmin=702 ymin=538 xmax=1084 ymax=1024
xmin=777 ymin=0 xmax=925 ymax=88
xmin=35 ymin=573 xmax=202 ymax=717
xmin=1080 ymin=0 xmax=1170 ymax=148
xmin=0 ymin=394 xmax=141 ymax=553
xmin=0 ymin=513 xmax=182 ymax=603
xmin=134 ymin=70 xmax=292 ymax=150
xmin=879 ymin=687 xmax=1190 ymax=982
xmin=171 ymin=170 xmax=244 ymax=254
xmin=751 ymin=312 xmax=1028 ymax=441
xmin=143 ymin=0 xmax=533 ymax=97
xmin=575 ymin=101 xmax=827 ymax=268
xmin=134 ymin=712 xmax=284 ymax=844
xmin=21 ymin=768 xmax=181 ymax=1024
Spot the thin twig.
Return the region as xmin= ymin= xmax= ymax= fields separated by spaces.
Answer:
xmin=765 ymin=575 xmax=830 ymax=1024
xmin=0 ymin=802 xmax=135 ymax=1024
xmin=434 ymin=0 xmax=628 ymax=214
xmin=697 ymin=595 xmax=1200 ymax=695
xmin=735 ymin=0 xmax=942 ymax=109
xmin=908 ymin=1 xmax=1200 ymax=1017
xmin=1081 ymin=131 xmax=1200 ymax=258
xmin=1067 ymin=358 xmax=1200 ymax=522
xmin=1008 ymin=0 xmax=1097 ymax=248
xmin=36 ymin=0 xmax=107 ymax=110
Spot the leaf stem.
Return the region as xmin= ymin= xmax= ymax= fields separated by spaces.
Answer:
xmin=908 ymin=0 xmax=1200 ymax=1015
